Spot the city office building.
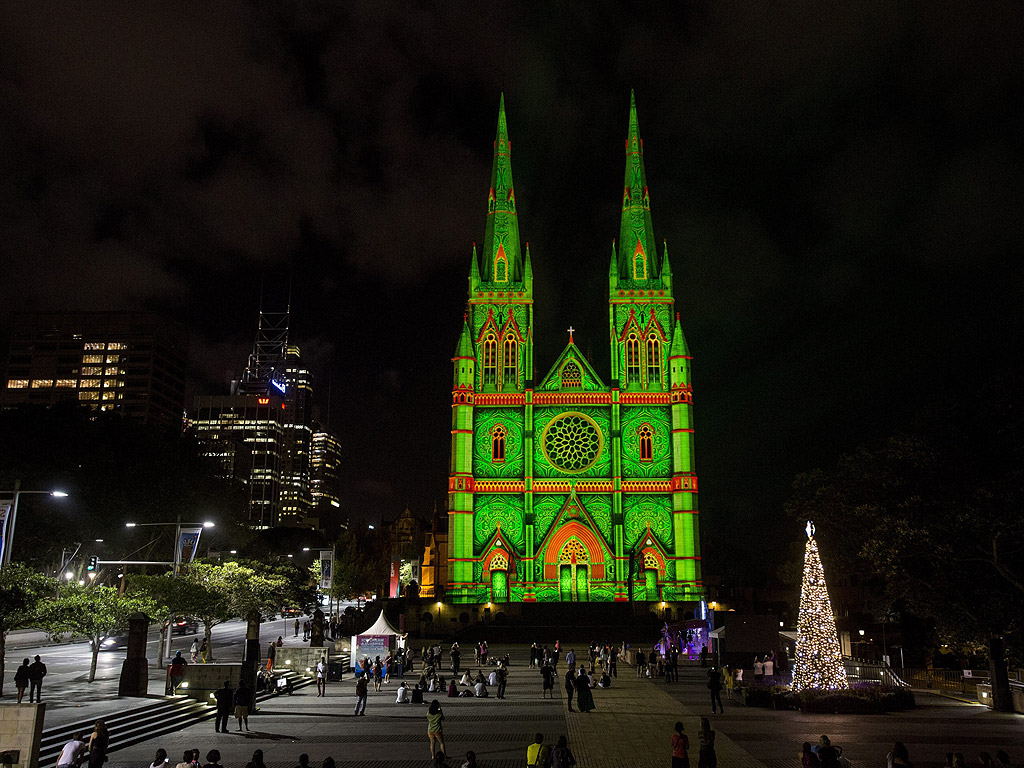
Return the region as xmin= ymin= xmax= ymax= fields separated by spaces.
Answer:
xmin=1 ymin=311 xmax=187 ymax=427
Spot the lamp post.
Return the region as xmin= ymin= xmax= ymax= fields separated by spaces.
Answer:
xmin=125 ymin=517 xmax=214 ymax=666
xmin=2 ymin=479 xmax=70 ymax=566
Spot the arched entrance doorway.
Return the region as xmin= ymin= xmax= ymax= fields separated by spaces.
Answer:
xmin=489 ymin=550 xmax=509 ymax=602
xmin=558 ymin=539 xmax=590 ymax=602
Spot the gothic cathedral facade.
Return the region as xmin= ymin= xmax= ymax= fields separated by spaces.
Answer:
xmin=446 ymin=94 xmax=701 ymax=604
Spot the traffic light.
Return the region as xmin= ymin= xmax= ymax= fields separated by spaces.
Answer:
xmin=87 ymin=556 xmax=98 ymax=572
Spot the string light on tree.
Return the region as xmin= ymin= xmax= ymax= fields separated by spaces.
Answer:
xmin=791 ymin=521 xmax=849 ymax=692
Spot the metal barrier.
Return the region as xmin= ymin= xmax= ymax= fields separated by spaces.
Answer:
xmin=890 ymin=667 xmax=990 ymax=697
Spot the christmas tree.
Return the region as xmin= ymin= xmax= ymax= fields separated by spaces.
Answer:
xmin=791 ymin=521 xmax=849 ymax=691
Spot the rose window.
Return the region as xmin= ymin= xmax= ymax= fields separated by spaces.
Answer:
xmin=542 ymin=412 xmax=602 ymax=473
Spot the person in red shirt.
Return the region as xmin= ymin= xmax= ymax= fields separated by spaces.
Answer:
xmin=671 ymin=721 xmax=690 ymax=768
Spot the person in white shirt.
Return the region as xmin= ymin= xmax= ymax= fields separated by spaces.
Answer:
xmin=753 ymin=657 xmax=764 ymax=678
xmin=487 ymin=670 xmax=498 ymax=686
xmin=396 ymin=682 xmax=409 ymax=703
xmin=56 ymin=734 xmax=87 ymax=768
xmin=762 ymin=656 xmax=774 ymax=676
xmin=474 ymin=680 xmax=488 ymax=697
xmin=316 ymin=658 xmax=327 ymax=697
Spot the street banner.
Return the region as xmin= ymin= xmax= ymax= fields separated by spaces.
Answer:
xmin=319 ymin=549 xmax=334 ymax=591
xmin=0 ymin=502 xmax=10 ymax=564
xmin=177 ymin=526 xmax=203 ymax=568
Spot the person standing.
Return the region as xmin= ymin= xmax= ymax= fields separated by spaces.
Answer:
xmin=671 ymin=722 xmax=690 ymax=768
xmin=565 ymin=648 xmax=577 ymax=671
xmin=168 ymin=651 xmax=187 ymax=693
xmin=635 ymin=648 xmax=646 ymax=679
xmin=27 ymin=654 xmax=46 ymax=702
xmin=707 ymin=666 xmax=723 ymax=714
xmin=575 ymin=667 xmax=595 ymax=713
xmin=316 ymin=656 xmax=327 ymax=696
xmin=752 ymin=656 xmax=764 ymax=680
xmin=697 ymin=717 xmax=717 ymax=768
xmin=233 ymin=680 xmax=252 ymax=731
xmin=14 ymin=658 xmax=30 ymax=703
xmin=190 ymin=638 xmax=200 ymax=663
xmin=541 ymin=660 xmax=555 ymax=699
xmin=700 ymin=645 xmax=708 ymax=668
xmin=55 ymin=732 xmax=87 ymax=768
xmin=294 ymin=618 xmax=300 ymax=637
xmin=450 ymin=646 xmax=460 ymax=676
xmin=87 ymin=720 xmax=109 ymax=768
xmin=496 ymin=662 xmax=508 ymax=699
xmin=426 ymin=700 xmax=446 ymax=759
xmin=213 ymin=680 xmax=233 ymax=733
xmin=354 ymin=674 xmax=368 ymax=715
xmin=266 ymin=642 xmax=276 ymax=672
xmin=200 ymin=638 xmax=209 ymax=664
xmin=526 ymin=734 xmax=550 ymax=768
xmin=609 ymin=646 xmax=618 ymax=678
xmin=723 ymin=666 xmax=734 ymax=699
xmin=564 ymin=667 xmax=576 ymax=711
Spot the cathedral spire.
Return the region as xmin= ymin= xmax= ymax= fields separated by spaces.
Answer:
xmin=480 ymin=93 xmax=523 ymax=285
xmin=617 ymin=90 xmax=658 ymax=281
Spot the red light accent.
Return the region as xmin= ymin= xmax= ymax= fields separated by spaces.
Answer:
xmin=281 ymin=404 xmax=286 ymax=409
xmin=257 ymin=398 xmax=269 ymax=405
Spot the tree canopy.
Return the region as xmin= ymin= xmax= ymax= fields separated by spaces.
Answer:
xmin=0 ymin=564 xmax=56 ymax=696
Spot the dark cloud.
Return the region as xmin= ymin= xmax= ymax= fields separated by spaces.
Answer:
xmin=1 ymin=0 xmax=1023 ymax=580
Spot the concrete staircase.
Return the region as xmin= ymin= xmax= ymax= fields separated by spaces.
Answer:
xmin=39 ymin=670 xmax=312 ymax=766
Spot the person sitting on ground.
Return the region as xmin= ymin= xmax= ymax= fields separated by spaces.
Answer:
xmin=816 ymin=736 xmax=841 ymax=768
xmin=888 ymin=742 xmax=912 ymax=768
xmin=149 ymin=749 xmax=169 ymax=768
xmin=980 ymin=754 xmax=994 ymax=768
xmin=201 ymin=751 xmax=222 ymax=768
xmin=431 ymin=752 xmax=448 ymax=768
xmin=473 ymin=677 xmax=489 ymax=697
xmin=411 ymin=682 xmax=425 ymax=704
xmin=598 ymin=671 xmax=612 ymax=688
xmin=447 ymin=678 xmax=458 ymax=697
xmin=173 ymin=750 xmax=193 ymax=768
xmin=296 ymin=754 xmax=310 ymax=768
xmin=527 ymin=734 xmax=550 ymax=768
xmin=461 ymin=751 xmax=478 ymax=768
xmin=245 ymin=750 xmax=266 ymax=768
xmin=801 ymin=743 xmax=820 ymax=768
xmin=474 ymin=670 xmax=486 ymax=685
xmin=396 ymin=681 xmax=410 ymax=703
xmin=994 ymin=752 xmax=1013 ymax=768
xmin=459 ymin=670 xmax=473 ymax=686
xmin=418 ymin=672 xmax=430 ymax=689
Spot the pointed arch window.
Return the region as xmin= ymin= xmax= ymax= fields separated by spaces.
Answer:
xmin=561 ymin=360 xmax=582 ymax=388
xmin=491 ymin=424 xmax=506 ymax=462
xmin=494 ymin=254 xmax=508 ymax=282
xmin=625 ymin=333 xmax=641 ymax=384
xmin=638 ymin=423 xmax=654 ymax=462
xmin=482 ymin=334 xmax=498 ymax=385
xmin=502 ymin=335 xmax=517 ymax=386
xmin=632 ymin=240 xmax=647 ymax=280
xmin=646 ymin=335 xmax=662 ymax=387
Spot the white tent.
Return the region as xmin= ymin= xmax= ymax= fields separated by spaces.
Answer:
xmin=349 ymin=609 xmax=406 ymax=671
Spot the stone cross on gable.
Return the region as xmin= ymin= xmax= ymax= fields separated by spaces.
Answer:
xmin=567 ymin=326 xmax=575 ymax=344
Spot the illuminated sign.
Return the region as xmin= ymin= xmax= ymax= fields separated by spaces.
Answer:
xmin=271 ymin=379 xmax=287 ymax=394
xmin=257 ymin=398 xmax=269 ymax=405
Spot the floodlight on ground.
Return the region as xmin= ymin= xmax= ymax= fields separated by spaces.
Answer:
xmin=203 ymin=521 xmax=215 ymax=528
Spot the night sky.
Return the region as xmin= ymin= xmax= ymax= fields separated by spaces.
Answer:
xmin=2 ymin=2 xmax=1023 ymax=581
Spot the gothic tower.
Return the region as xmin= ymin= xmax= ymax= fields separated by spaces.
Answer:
xmin=446 ymin=93 xmax=701 ymax=604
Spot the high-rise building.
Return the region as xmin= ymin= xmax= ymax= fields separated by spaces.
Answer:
xmin=1 ymin=311 xmax=187 ymax=427
xmin=445 ymin=94 xmax=701 ymax=604
xmin=189 ymin=302 xmax=335 ymax=530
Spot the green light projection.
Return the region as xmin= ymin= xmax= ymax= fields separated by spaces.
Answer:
xmin=542 ymin=412 xmax=603 ymax=472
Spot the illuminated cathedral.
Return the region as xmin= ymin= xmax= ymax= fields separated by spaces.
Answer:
xmin=445 ymin=93 xmax=701 ymax=604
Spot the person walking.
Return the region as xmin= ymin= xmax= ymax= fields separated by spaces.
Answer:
xmin=636 ymin=648 xmax=646 ymax=678
xmin=427 ymin=700 xmax=446 ymax=760
xmin=541 ymin=660 xmax=555 ymax=699
xmin=87 ymin=720 xmax=109 ymax=768
xmin=671 ymin=722 xmax=690 ymax=768
xmin=168 ymin=651 xmax=187 ymax=693
xmin=14 ymin=658 xmax=30 ymax=703
xmin=213 ymin=680 xmax=233 ymax=733
xmin=564 ymin=667 xmax=576 ymax=711
xmin=552 ymin=735 xmax=576 ymax=768
xmin=575 ymin=667 xmax=595 ymax=713
xmin=233 ymin=679 xmax=253 ymax=731
xmin=527 ymin=734 xmax=550 ymax=768
xmin=566 ymin=648 xmax=577 ymax=670
xmin=723 ymin=666 xmax=734 ymax=699
xmin=700 ymin=644 xmax=708 ymax=668
xmin=316 ymin=656 xmax=327 ymax=697
xmin=27 ymin=654 xmax=46 ymax=702
xmin=707 ymin=666 xmax=723 ymax=714
xmin=190 ymin=638 xmax=200 ymax=663
xmin=354 ymin=674 xmax=368 ymax=715
xmin=55 ymin=732 xmax=87 ymax=768
xmin=200 ymin=638 xmax=209 ymax=664
xmin=697 ymin=717 xmax=717 ymax=768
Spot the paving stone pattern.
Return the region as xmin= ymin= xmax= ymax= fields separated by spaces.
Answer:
xmin=95 ymin=646 xmax=1022 ymax=768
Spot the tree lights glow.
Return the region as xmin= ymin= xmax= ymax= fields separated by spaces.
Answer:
xmin=791 ymin=522 xmax=849 ymax=692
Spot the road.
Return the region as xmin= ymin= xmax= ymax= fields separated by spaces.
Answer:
xmin=0 ymin=615 xmax=322 ymax=723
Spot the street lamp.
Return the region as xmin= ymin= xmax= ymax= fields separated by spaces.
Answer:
xmin=125 ymin=516 xmax=215 ymax=662
xmin=1 ymin=479 xmax=70 ymax=566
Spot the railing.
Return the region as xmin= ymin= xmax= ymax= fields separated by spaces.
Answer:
xmin=890 ymin=667 xmax=990 ymax=698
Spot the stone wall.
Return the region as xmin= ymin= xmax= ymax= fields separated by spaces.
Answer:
xmin=274 ymin=647 xmax=331 ymax=677
xmin=175 ymin=663 xmax=241 ymax=704
xmin=0 ymin=703 xmax=44 ymax=768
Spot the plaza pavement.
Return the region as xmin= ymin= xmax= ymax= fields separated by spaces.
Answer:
xmin=84 ymin=645 xmax=1022 ymax=768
